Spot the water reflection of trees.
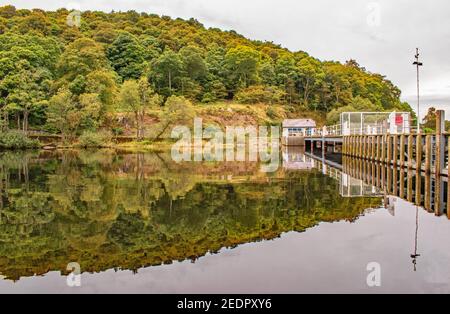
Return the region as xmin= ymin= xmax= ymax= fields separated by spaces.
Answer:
xmin=0 ymin=150 xmax=381 ymax=280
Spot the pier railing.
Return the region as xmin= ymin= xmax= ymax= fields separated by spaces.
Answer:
xmin=309 ymin=125 xmax=422 ymax=137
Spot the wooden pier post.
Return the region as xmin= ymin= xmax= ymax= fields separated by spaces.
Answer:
xmin=360 ymin=136 xmax=364 ymax=159
xmin=387 ymin=135 xmax=392 ymax=165
xmin=435 ymin=110 xmax=445 ymax=177
xmin=393 ymin=135 xmax=399 ymax=167
xmin=399 ymin=167 xmax=405 ymax=199
xmin=376 ymin=136 xmax=381 ymax=162
xmin=435 ymin=110 xmax=445 ymax=216
xmin=371 ymin=136 xmax=375 ymax=161
xmin=448 ymin=138 xmax=450 ymax=219
xmin=346 ymin=137 xmax=349 ymax=155
xmin=424 ymin=135 xmax=432 ymax=212
xmin=425 ymin=135 xmax=431 ymax=174
xmin=400 ymin=135 xmax=406 ymax=168
xmin=342 ymin=137 xmax=346 ymax=155
xmin=381 ymin=135 xmax=386 ymax=164
xmin=353 ymin=136 xmax=356 ymax=157
xmin=407 ymin=135 xmax=414 ymax=169
xmin=415 ymin=134 xmax=423 ymax=206
xmin=361 ymin=136 xmax=365 ymax=159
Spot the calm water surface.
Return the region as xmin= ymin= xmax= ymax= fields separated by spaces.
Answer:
xmin=0 ymin=148 xmax=449 ymax=293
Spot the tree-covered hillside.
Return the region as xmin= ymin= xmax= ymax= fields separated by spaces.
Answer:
xmin=0 ymin=5 xmax=412 ymax=142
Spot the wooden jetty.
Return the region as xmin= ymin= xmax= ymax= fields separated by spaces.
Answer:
xmin=305 ymin=110 xmax=450 ymax=219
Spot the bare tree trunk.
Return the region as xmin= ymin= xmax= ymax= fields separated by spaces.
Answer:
xmin=168 ymin=71 xmax=172 ymax=94
xmin=135 ymin=111 xmax=141 ymax=140
xmin=140 ymin=112 xmax=145 ymax=140
xmin=303 ymin=80 xmax=310 ymax=105
xmin=23 ymin=110 xmax=29 ymax=133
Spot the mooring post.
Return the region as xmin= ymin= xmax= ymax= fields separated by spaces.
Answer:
xmin=387 ymin=135 xmax=392 ymax=166
xmin=425 ymin=135 xmax=431 ymax=174
xmin=350 ymin=136 xmax=353 ymax=156
xmin=376 ymin=136 xmax=381 ymax=162
xmin=435 ymin=110 xmax=445 ymax=215
xmin=400 ymin=135 xmax=406 ymax=168
xmin=424 ymin=135 xmax=433 ymax=207
xmin=393 ymin=135 xmax=399 ymax=167
xmin=415 ymin=134 xmax=423 ymax=205
xmin=399 ymin=163 xmax=405 ymax=198
xmin=393 ymin=135 xmax=399 ymax=196
xmin=435 ymin=110 xmax=445 ymax=177
xmin=448 ymin=137 xmax=450 ymax=219
xmin=407 ymin=135 xmax=414 ymax=169
xmin=361 ymin=136 xmax=365 ymax=159
xmin=371 ymin=136 xmax=375 ymax=161
xmin=343 ymin=137 xmax=346 ymax=155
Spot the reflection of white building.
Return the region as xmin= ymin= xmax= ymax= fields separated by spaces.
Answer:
xmin=340 ymin=173 xmax=381 ymax=198
xmin=282 ymin=147 xmax=315 ymax=170
xmin=384 ymin=196 xmax=397 ymax=216
xmin=284 ymin=146 xmax=383 ymax=198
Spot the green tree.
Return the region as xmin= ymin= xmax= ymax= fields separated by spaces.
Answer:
xmin=225 ymin=45 xmax=260 ymax=93
xmin=152 ymin=96 xmax=196 ymax=140
xmin=275 ymin=54 xmax=297 ymax=104
xmin=118 ymin=77 xmax=161 ymax=140
xmin=47 ymin=89 xmax=81 ymax=141
xmin=179 ymin=45 xmax=207 ymax=81
xmin=56 ymin=38 xmax=109 ymax=83
xmin=2 ymin=66 xmax=51 ymax=132
xmin=85 ymin=70 xmax=118 ymax=110
xmin=297 ymin=57 xmax=325 ymax=109
xmin=107 ymin=32 xmax=146 ymax=80
xmin=150 ymin=49 xmax=185 ymax=96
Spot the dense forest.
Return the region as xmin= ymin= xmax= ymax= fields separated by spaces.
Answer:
xmin=0 ymin=5 xmax=412 ymax=145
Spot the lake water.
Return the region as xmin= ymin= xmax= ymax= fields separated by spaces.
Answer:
xmin=0 ymin=148 xmax=449 ymax=293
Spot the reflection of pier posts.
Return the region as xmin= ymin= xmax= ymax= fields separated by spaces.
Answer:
xmin=407 ymin=170 xmax=413 ymax=203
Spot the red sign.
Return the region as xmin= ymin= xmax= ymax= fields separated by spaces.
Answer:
xmin=395 ymin=114 xmax=403 ymax=125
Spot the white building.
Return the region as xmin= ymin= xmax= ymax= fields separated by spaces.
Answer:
xmin=282 ymin=119 xmax=317 ymax=146
xmin=282 ymin=119 xmax=316 ymax=137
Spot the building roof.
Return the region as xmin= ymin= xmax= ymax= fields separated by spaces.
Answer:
xmin=282 ymin=119 xmax=316 ymax=128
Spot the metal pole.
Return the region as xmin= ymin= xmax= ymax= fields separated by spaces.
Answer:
xmin=414 ymin=48 xmax=423 ymax=134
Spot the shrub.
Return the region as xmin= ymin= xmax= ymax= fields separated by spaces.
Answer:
xmin=112 ymin=127 xmax=124 ymax=136
xmin=78 ymin=130 xmax=112 ymax=148
xmin=0 ymin=131 xmax=40 ymax=149
xmin=266 ymin=106 xmax=279 ymax=120
xmin=234 ymin=85 xmax=285 ymax=104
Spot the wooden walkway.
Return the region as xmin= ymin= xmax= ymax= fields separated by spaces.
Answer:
xmin=305 ymin=110 xmax=450 ymax=177
xmin=304 ymin=110 xmax=450 ymax=219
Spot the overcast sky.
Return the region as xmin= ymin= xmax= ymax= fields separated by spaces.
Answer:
xmin=1 ymin=0 xmax=450 ymax=120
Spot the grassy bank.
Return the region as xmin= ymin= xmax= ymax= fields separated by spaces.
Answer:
xmin=13 ymin=102 xmax=328 ymax=152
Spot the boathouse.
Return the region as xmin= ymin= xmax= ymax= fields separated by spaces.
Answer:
xmin=282 ymin=119 xmax=317 ymax=146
